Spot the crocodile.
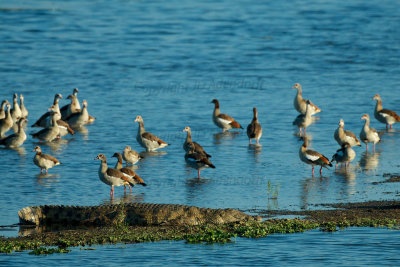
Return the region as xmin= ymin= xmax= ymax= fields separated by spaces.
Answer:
xmin=18 ymin=203 xmax=261 ymax=226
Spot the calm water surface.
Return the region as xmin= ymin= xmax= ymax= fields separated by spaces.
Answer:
xmin=1 ymin=0 xmax=400 ymax=264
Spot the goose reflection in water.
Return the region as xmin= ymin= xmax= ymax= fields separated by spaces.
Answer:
xmin=1 ymin=146 xmax=26 ymax=157
xmin=105 ymin=192 xmax=145 ymax=205
xmin=359 ymin=151 xmax=380 ymax=173
xmin=300 ymin=175 xmax=330 ymax=210
xmin=213 ymin=131 xmax=240 ymax=144
xmin=248 ymin=144 xmax=262 ymax=162
xmin=35 ymin=173 xmax=60 ymax=187
xmin=139 ymin=151 xmax=167 ymax=158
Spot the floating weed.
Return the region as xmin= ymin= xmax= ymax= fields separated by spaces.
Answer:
xmin=1 ymin=218 xmax=399 ymax=253
xmin=29 ymin=247 xmax=71 ymax=255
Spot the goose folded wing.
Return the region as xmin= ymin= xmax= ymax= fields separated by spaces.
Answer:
xmin=141 ymin=132 xmax=167 ymax=145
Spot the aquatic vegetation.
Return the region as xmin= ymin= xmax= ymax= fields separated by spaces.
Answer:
xmin=1 ymin=216 xmax=399 ymax=254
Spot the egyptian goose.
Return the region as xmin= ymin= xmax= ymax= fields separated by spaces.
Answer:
xmin=360 ymin=114 xmax=380 ymax=152
xmin=10 ymin=93 xmax=22 ymax=123
xmin=331 ymin=143 xmax=356 ymax=169
xmin=373 ymin=94 xmax=400 ymax=129
xmin=0 ymin=100 xmax=9 ymax=120
xmin=31 ymin=111 xmax=60 ymax=142
xmin=0 ymin=118 xmax=27 ymax=147
xmin=211 ymin=99 xmax=243 ymax=132
xmin=60 ymin=88 xmax=80 ymax=119
xmin=0 ymin=103 xmax=13 ymax=138
xmin=334 ymin=119 xmax=361 ymax=147
xmin=292 ymin=100 xmax=313 ymax=136
xmin=292 ymin=83 xmax=321 ymax=115
xmin=246 ymin=107 xmax=262 ymax=144
xmin=135 ymin=115 xmax=169 ymax=152
xmin=123 ymin=145 xmax=142 ymax=165
xmin=299 ymin=137 xmax=332 ymax=175
xmin=183 ymin=126 xmax=211 ymax=157
xmin=95 ymin=154 xmax=138 ymax=197
xmin=33 ymin=146 xmax=61 ymax=174
xmin=65 ymin=100 xmax=89 ymax=128
xmin=112 ymin=152 xmax=147 ymax=192
xmin=31 ymin=94 xmax=62 ymax=127
xmin=185 ymin=142 xmax=215 ymax=178
xmin=19 ymin=94 xmax=28 ymax=119
xmin=48 ymin=105 xmax=74 ymax=136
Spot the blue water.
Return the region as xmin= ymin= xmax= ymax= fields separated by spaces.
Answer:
xmin=1 ymin=0 xmax=400 ymax=264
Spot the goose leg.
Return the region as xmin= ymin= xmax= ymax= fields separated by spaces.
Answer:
xmin=366 ymin=144 xmax=368 ymax=152
xmin=198 ymin=170 xmax=201 ymax=179
xmin=373 ymin=143 xmax=376 ymax=153
xmin=45 ymin=169 xmax=48 ymax=174
xmin=249 ymin=139 xmax=251 ymax=145
xmin=129 ymin=184 xmax=132 ymax=193
xmin=312 ymin=166 xmax=314 ymax=176
xmin=319 ymin=166 xmax=322 ymax=175
xmin=40 ymin=168 xmax=43 ymax=174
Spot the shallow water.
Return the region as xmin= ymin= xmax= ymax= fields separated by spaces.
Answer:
xmin=1 ymin=0 xmax=400 ymax=264
xmin=1 ymin=228 xmax=400 ymax=266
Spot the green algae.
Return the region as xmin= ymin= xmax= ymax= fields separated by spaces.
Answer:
xmin=1 ymin=217 xmax=399 ymax=254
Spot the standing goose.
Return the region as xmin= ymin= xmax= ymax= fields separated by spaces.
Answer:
xmin=95 ymin=154 xmax=138 ymax=197
xmin=10 ymin=93 xmax=22 ymax=123
xmin=112 ymin=152 xmax=147 ymax=192
xmin=33 ymin=146 xmax=61 ymax=174
xmin=31 ymin=94 xmax=62 ymax=127
xmin=185 ymin=142 xmax=215 ymax=179
xmin=19 ymin=94 xmax=28 ymax=119
xmin=299 ymin=137 xmax=332 ymax=176
xmin=60 ymin=88 xmax=80 ymax=119
xmin=0 ymin=103 xmax=13 ymax=138
xmin=0 ymin=118 xmax=27 ymax=147
xmin=331 ymin=143 xmax=356 ymax=169
xmin=0 ymin=100 xmax=9 ymax=120
xmin=47 ymin=105 xmax=75 ymax=136
xmin=334 ymin=119 xmax=361 ymax=147
xmin=135 ymin=115 xmax=169 ymax=152
xmin=247 ymin=107 xmax=262 ymax=144
xmin=360 ymin=114 xmax=380 ymax=152
xmin=65 ymin=100 xmax=89 ymax=128
xmin=373 ymin=94 xmax=400 ymax=129
xmin=211 ymin=99 xmax=243 ymax=132
xmin=183 ymin=126 xmax=211 ymax=157
xmin=31 ymin=111 xmax=60 ymax=142
xmin=292 ymin=83 xmax=321 ymax=115
xmin=292 ymin=100 xmax=313 ymax=136
xmin=123 ymin=145 xmax=142 ymax=165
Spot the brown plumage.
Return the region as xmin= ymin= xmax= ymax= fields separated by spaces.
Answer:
xmin=112 ymin=152 xmax=147 ymax=188
xmin=299 ymin=137 xmax=332 ymax=176
xmin=246 ymin=107 xmax=262 ymax=144
xmin=183 ymin=126 xmax=211 ymax=158
xmin=185 ymin=142 xmax=215 ymax=178
xmin=373 ymin=94 xmax=400 ymax=129
xmin=211 ymin=99 xmax=243 ymax=132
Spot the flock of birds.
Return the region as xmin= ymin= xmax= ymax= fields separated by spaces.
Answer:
xmin=0 ymin=83 xmax=399 ymax=197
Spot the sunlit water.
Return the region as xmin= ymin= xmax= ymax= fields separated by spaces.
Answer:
xmin=1 ymin=0 xmax=400 ymax=264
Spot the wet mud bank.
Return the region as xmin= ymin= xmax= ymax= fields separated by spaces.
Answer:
xmin=2 ymin=200 xmax=400 ymax=254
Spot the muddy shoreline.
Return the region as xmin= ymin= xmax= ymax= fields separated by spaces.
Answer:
xmin=1 ymin=199 xmax=400 ymax=254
